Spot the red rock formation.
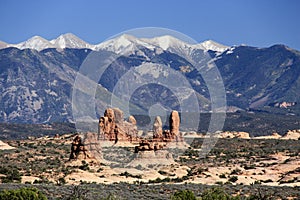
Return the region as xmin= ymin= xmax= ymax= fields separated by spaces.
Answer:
xmin=153 ymin=116 xmax=163 ymax=139
xmin=83 ymin=132 xmax=102 ymax=160
xmin=69 ymin=135 xmax=90 ymax=160
xmin=128 ymin=115 xmax=137 ymax=125
xmin=98 ymin=108 xmax=138 ymax=143
xmin=151 ymin=111 xmax=183 ymax=143
xmin=69 ymin=133 xmax=102 ymax=161
xmin=134 ymin=140 xmax=165 ymax=153
xmin=170 ymin=110 xmax=180 ymax=137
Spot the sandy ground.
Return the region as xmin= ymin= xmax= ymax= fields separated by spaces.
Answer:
xmin=63 ymin=153 xmax=300 ymax=187
xmin=21 ymin=176 xmax=40 ymax=184
xmin=0 ymin=140 xmax=15 ymax=150
xmin=2 ymin=131 xmax=300 ymax=187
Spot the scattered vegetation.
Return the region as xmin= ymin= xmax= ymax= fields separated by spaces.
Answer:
xmin=0 ymin=166 xmax=21 ymax=183
xmin=0 ymin=187 xmax=47 ymax=200
xmin=228 ymin=176 xmax=238 ymax=183
xmin=171 ymin=189 xmax=196 ymax=200
xmin=0 ymin=134 xmax=299 ymax=199
xmin=119 ymin=171 xmax=142 ymax=179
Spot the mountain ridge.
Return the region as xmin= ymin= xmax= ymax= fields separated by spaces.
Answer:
xmin=0 ymin=34 xmax=300 ymax=137
xmin=1 ymin=33 xmax=229 ymax=53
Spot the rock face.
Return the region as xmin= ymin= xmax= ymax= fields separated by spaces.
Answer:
xmin=255 ymin=132 xmax=282 ymax=139
xmin=99 ymin=108 xmax=115 ymax=141
xmin=128 ymin=115 xmax=137 ymax=125
xmin=69 ymin=133 xmax=102 ymax=161
xmin=153 ymin=116 xmax=163 ymax=139
xmin=129 ymin=150 xmax=175 ymax=168
xmin=134 ymin=140 xmax=164 ymax=153
xmin=69 ymin=135 xmax=90 ymax=160
xmin=0 ymin=140 xmax=15 ymax=150
xmin=151 ymin=111 xmax=183 ymax=143
xmin=98 ymin=108 xmax=138 ymax=143
xmin=218 ymin=131 xmax=250 ymax=139
xmin=170 ymin=111 xmax=180 ymax=137
xmin=281 ymin=130 xmax=300 ymax=140
xmin=83 ymin=132 xmax=102 ymax=160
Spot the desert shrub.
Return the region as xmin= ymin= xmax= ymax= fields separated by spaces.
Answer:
xmin=228 ymin=176 xmax=238 ymax=183
xmin=0 ymin=166 xmax=21 ymax=183
xmin=261 ymin=179 xmax=273 ymax=183
xmin=97 ymin=168 xmax=104 ymax=172
xmin=158 ymin=170 xmax=168 ymax=175
xmin=79 ymin=161 xmax=90 ymax=171
xmin=243 ymin=164 xmax=256 ymax=170
xmin=64 ymin=185 xmax=89 ymax=200
xmin=101 ymin=193 xmax=119 ymax=200
xmin=200 ymin=187 xmax=240 ymax=200
xmin=0 ymin=187 xmax=47 ymax=200
xmin=58 ymin=177 xmax=66 ymax=185
xmin=119 ymin=171 xmax=142 ymax=179
xmin=230 ymin=168 xmax=241 ymax=175
xmin=171 ymin=189 xmax=196 ymax=200
xmin=33 ymin=177 xmax=52 ymax=184
xmin=219 ymin=174 xmax=226 ymax=178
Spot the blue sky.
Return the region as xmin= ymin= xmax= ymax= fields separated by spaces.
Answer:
xmin=0 ymin=0 xmax=299 ymax=50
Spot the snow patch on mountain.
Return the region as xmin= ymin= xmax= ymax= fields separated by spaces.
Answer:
xmin=141 ymin=35 xmax=190 ymax=51
xmin=95 ymin=34 xmax=156 ymax=54
xmin=195 ymin=40 xmax=228 ymax=52
xmin=0 ymin=41 xmax=8 ymax=49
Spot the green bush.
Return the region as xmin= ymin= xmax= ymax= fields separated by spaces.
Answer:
xmin=119 ymin=171 xmax=142 ymax=179
xmin=0 ymin=187 xmax=47 ymax=200
xmin=228 ymin=176 xmax=238 ymax=183
xmin=171 ymin=189 xmax=196 ymax=200
xmin=200 ymin=187 xmax=240 ymax=200
xmin=101 ymin=193 xmax=119 ymax=200
xmin=219 ymin=174 xmax=226 ymax=178
xmin=0 ymin=166 xmax=21 ymax=183
xmin=79 ymin=161 xmax=90 ymax=171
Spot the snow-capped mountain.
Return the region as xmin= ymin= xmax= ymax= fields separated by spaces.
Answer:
xmin=14 ymin=36 xmax=54 ymax=51
xmin=95 ymin=34 xmax=157 ymax=54
xmin=95 ymin=34 xmax=229 ymax=55
xmin=49 ymin=33 xmax=94 ymax=49
xmin=195 ymin=40 xmax=228 ymax=52
xmin=141 ymin=35 xmax=190 ymax=51
xmin=0 ymin=41 xmax=8 ymax=49
xmin=1 ymin=33 xmax=300 ymax=137
xmin=4 ymin=33 xmax=94 ymax=51
xmin=1 ymin=33 xmax=229 ymax=53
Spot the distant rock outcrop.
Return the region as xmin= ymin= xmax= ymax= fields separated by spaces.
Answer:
xmin=128 ymin=115 xmax=137 ymax=125
xmin=134 ymin=140 xmax=165 ymax=153
xmin=273 ymin=102 xmax=297 ymax=108
xmin=131 ymin=110 xmax=187 ymax=164
xmin=0 ymin=140 xmax=15 ymax=150
xmin=69 ymin=132 xmax=103 ymax=161
xmin=98 ymin=108 xmax=138 ymax=143
xmin=218 ymin=131 xmax=250 ymax=139
xmin=152 ymin=111 xmax=183 ymax=143
xmin=129 ymin=149 xmax=175 ymax=168
xmin=254 ymin=133 xmax=282 ymax=139
xmin=83 ymin=132 xmax=103 ymax=160
xmin=153 ymin=116 xmax=163 ymax=139
xmin=69 ymin=135 xmax=90 ymax=160
xmin=170 ymin=111 xmax=180 ymax=136
xmin=281 ymin=130 xmax=300 ymax=140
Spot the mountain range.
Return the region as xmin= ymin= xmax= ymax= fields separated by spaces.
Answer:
xmin=1 ymin=33 xmax=300 ymax=134
xmin=0 ymin=33 xmax=228 ymax=52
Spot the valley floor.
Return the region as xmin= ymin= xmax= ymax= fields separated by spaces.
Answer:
xmin=0 ymin=134 xmax=299 ymax=199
